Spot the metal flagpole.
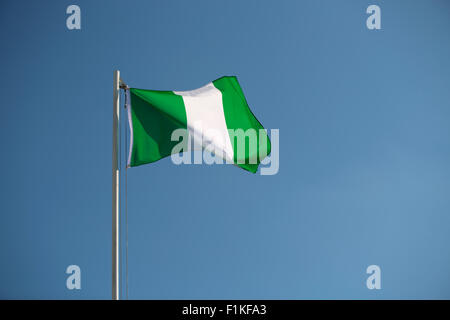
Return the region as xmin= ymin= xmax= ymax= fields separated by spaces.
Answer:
xmin=112 ymin=70 xmax=120 ymax=300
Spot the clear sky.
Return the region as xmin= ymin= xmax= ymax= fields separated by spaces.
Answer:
xmin=1 ymin=0 xmax=450 ymax=299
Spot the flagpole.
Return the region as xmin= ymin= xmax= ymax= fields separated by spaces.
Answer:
xmin=112 ymin=70 xmax=120 ymax=300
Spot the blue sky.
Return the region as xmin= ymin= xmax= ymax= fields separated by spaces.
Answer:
xmin=1 ymin=0 xmax=450 ymax=299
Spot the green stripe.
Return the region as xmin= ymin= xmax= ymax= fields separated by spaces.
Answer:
xmin=129 ymin=88 xmax=187 ymax=167
xmin=213 ymin=76 xmax=271 ymax=173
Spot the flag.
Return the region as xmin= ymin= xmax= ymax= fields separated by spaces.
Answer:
xmin=127 ymin=76 xmax=271 ymax=173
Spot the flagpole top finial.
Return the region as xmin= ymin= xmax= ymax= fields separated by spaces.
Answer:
xmin=119 ymin=78 xmax=129 ymax=90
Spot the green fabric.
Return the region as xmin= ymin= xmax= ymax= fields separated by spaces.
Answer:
xmin=129 ymin=88 xmax=187 ymax=167
xmin=212 ymin=76 xmax=271 ymax=173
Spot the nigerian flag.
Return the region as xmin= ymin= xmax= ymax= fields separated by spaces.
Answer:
xmin=127 ymin=76 xmax=270 ymax=173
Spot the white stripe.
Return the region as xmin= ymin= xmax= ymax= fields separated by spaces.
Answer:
xmin=174 ymin=83 xmax=234 ymax=163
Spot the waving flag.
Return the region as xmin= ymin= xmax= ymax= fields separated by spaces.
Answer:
xmin=127 ymin=76 xmax=270 ymax=173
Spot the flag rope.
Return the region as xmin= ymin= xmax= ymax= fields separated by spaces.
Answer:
xmin=124 ymin=89 xmax=129 ymax=300
xmin=119 ymin=88 xmax=129 ymax=300
xmin=117 ymin=82 xmax=129 ymax=300
xmin=118 ymin=89 xmax=122 ymax=299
